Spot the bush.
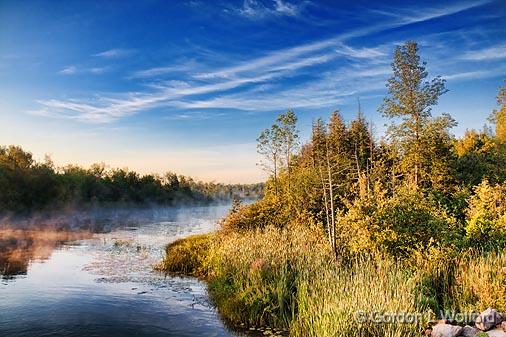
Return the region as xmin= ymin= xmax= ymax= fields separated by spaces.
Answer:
xmin=336 ymin=189 xmax=460 ymax=256
xmin=220 ymin=197 xmax=290 ymax=231
xmin=465 ymin=180 xmax=506 ymax=248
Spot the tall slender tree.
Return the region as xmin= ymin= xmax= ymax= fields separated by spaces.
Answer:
xmin=257 ymin=124 xmax=283 ymax=196
xmin=277 ymin=110 xmax=299 ymax=193
xmin=312 ymin=119 xmax=333 ymax=247
xmin=491 ymin=81 xmax=506 ymax=144
xmin=379 ymin=41 xmax=448 ymax=188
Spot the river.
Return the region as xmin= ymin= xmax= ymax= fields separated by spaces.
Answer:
xmin=0 ymin=204 xmax=254 ymax=337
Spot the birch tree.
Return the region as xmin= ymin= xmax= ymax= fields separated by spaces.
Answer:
xmin=277 ymin=110 xmax=299 ymax=193
xmin=257 ymin=124 xmax=283 ymax=196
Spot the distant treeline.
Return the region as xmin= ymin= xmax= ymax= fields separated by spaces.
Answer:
xmin=0 ymin=145 xmax=263 ymax=213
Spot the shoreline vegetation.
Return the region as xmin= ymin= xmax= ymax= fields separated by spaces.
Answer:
xmin=159 ymin=41 xmax=506 ymax=337
xmin=0 ymin=147 xmax=263 ymax=216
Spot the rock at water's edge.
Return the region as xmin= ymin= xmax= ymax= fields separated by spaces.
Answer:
xmin=461 ymin=325 xmax=480 ymax=337
xmin=486 ymin=328 xmax=506 ymax=337
xmin=476 ymin=308 xmax=503 ymax=331
xmin=431 ymin=323 xmax=463 ymax=337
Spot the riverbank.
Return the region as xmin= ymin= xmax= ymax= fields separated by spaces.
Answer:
xmin=158 ymin=223 xmax=506 ymax=337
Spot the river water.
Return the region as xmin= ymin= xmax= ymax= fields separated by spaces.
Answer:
xmin=0 ymin=204 xmax=253 ymax=337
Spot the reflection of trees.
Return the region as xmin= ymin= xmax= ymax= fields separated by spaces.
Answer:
xmin=0 ymin=229 xmax=92 ymax=279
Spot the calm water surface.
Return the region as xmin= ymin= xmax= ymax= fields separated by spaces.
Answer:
xmin=0 ymin=205 xmax=250 ymax=337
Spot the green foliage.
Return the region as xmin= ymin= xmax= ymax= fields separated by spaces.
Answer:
xmin=336 ymin=188 xmax=460 ymax=256
xmin=156 ymin=234 xmax=212 ymax=277
xmin=380 ymin=41 xmax=451 ymax=188
xmin=221 ymin=196 xmax=290 ymax=231
xmin=160 ymin=224 xmax=506 ymax=336
xmin=0 ymin=145 xmax=264 ymax=213
xmin=454 ymin=130 xmax=506 ymax=186
xmin=491 ymin=81 xmax=506 ymax=144
xmin=172 ymin=48 xmax=506 ymax=337
xmin=465 ymin=180 xmax=506 ymax=248
xmin=205 ymin=223 xmax=330 ymax=329
xmin=257 ymin=110 xmax=300 ymax=197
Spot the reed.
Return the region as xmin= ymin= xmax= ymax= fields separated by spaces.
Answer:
xmin=159 ymin=226 xmax=506 ymax=336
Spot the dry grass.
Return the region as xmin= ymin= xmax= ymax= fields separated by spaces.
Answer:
xmin=452 ymin=250 xmax=506 ymax=313
xmin=158 ymin=226 xmax=506 ymax=336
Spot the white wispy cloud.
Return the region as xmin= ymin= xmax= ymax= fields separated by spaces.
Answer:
xmin=461 ymin=44 xmax=506 ymax=61
xmin=443 ymin=69 xmax=505 ymax=81
xmin=36 ymin=59 xmax=330 ymax=122
xmin=237 ymin=0 xmax=306 ymax=19
xmin=335 ymin=44 xmax=386 ymax=59
xmin=372 ymin=0 xmax=492 ymax=26
xmin=59 ymin=65 xmax=77 ymax=75
xmin=58 ymin=65 xmax=108 ymax=76
xmin=193 ymin=38 xmax=339 ymax=80
xmin=37 ymin=1 xmax=501 ymax=124
xmin=129 ymin=60 xmax=199 ymax=79
xmin=93 ymin=48 xmax=134 ymax=58
xmin=170 ymin=62 xmax=392 ymax=112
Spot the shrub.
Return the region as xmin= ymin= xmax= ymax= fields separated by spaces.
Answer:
xmin=220 ymin=197 xmax=290 ymax=231
xmin=465 ymin=180 xmax=506 ymax=248
xmin=336 ymin=189 xmax=459 ymax=256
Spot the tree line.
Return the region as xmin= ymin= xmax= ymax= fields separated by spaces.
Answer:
xmin=230 ymin=41 xmax=506 ymax=255
xmin=0 ymin=146 xmax=263 ymax=214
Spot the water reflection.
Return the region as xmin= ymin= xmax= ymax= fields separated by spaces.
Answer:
xmin=0 ymin=228 xmax=93 ymax=279
xmin=0 ymin=205 xmax=226 ymax=280
xmin=0 ymin=205 xmax=254 ymax=337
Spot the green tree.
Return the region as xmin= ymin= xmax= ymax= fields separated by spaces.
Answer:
xmin=380 ymin=41 xmax=448 ymax=188
xmin=465 ymin=180 xmax=506 ymax=248
xmin=491 ymin=81 xmax=506 ymax=143
xmin=257 ymin=123 xmax=283 ymax=196
xmin=348 ymin=110 xmax=374 ymax=197
xmin=276 ymin=110 xmax=299 ymax=193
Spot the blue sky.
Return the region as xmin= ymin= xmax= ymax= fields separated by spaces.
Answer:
xmin=0 ymin=0 xmax=505 ymax=183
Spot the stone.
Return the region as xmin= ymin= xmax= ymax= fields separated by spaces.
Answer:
xmin=431 ymin=323 xmax=463 ymax=337
xmin=502 ymin=322 xmax=506 ymax=332
xmin=476 ymin=308 xmax=503 ymax=331
xmin=461 ymin=325 xmax=480 ymax=337
xmin=436 ymin=318 xmax=458 ymax=325
xmin=486 ymin=328 xmax=506 ymax=337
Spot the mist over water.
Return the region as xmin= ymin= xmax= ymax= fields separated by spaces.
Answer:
xmin=0 ymin=204 xmax=253 ymax=337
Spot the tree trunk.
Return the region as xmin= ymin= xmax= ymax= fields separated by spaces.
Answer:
xmin=414 ymin=112 xmax=420 ymax=188
xmin=325 ymin=139 xmax=336 ymax=253
xmin=273 ymin=153 xmax=278 ymax=196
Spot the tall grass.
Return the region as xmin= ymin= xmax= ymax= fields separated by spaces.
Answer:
xmin=205 ymin=224 xmax=331 ymax=329
xmin=156 ymin=234 xmax=211 ymax=277
xmin=292 ymin=255 xmax=427 ymax=337
xmin=159 ymin=226 xmax=506 ymax=336
xmin=452 ymin=250 xmax=506 ymax=313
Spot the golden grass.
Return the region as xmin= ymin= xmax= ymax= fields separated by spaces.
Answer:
xmin=156 ymin=233 xmax=211 ymax=277
xmin=158 ymin=226 xmax=506 ymax=336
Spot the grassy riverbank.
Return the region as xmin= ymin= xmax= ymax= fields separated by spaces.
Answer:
xmin=158 ymin=226 xmax=506 ymax=337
